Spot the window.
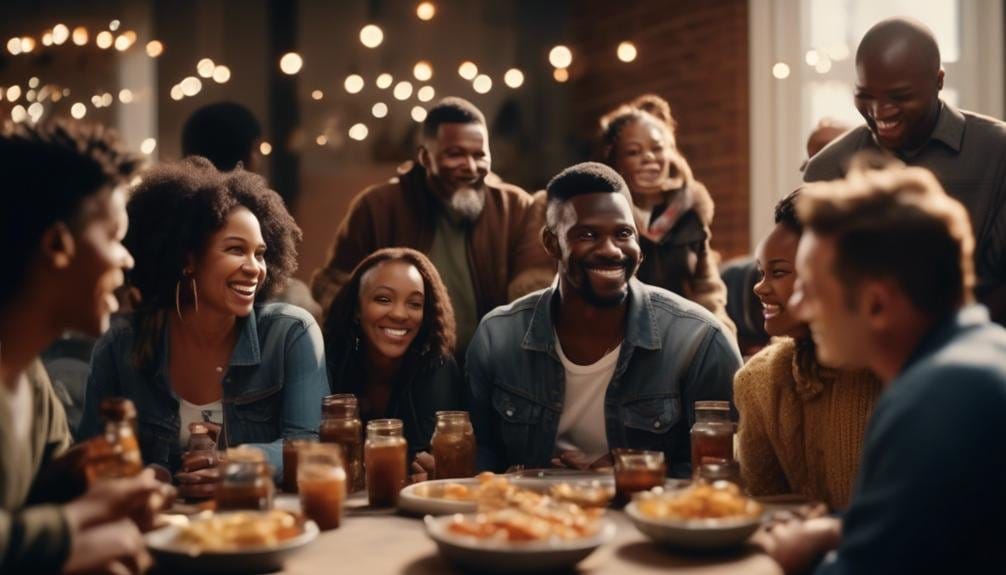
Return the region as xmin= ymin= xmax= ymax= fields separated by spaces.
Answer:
xmin=748 ymin=0 xmax=1002 ymax=248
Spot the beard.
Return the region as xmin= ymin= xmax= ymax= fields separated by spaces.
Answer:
xmin=566 ymin=255 xmax=637 ymax=309
xmin=444 ymin=184 xmax=486 ymax=223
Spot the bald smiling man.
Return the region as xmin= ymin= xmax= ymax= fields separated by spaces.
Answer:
xmin=804 ymin=18 xmax=1006 ymax=325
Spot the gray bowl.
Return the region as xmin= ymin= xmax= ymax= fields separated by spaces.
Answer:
xmin=625 ymin=501 xmax=762 ymax=551
xmin=424 ymin=514 xmax=615 ymax=573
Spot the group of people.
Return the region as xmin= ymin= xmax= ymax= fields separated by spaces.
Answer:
xmin=2 ymin=16 xmax=1005 ymax=575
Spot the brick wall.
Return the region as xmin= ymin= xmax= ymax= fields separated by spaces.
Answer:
xmin=569 ymin=0 xmax=751 ymax=258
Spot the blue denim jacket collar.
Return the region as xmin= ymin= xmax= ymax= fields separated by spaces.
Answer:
xmin=521 ymin=277 xmax=662 ymax=355
xmin=154 ymin=308 xmax=264 ymax=381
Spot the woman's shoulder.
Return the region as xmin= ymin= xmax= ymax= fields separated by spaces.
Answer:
xmin=254 ymin=302 xmax=319 ymax=332
xmin=734 ymin=339 xmax=798 ymax=400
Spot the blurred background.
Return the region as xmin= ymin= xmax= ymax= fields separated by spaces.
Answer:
xmin=1 ymin=0 xmax=1002 ymax=280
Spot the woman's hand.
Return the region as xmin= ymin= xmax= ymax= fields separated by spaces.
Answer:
xmin=409 ymin=451 xmax=436 ymax=483
xmin=174 ymin=449 xmax=221 ymax=499
xmin=62 ymin=518 xmax=151 ymax=575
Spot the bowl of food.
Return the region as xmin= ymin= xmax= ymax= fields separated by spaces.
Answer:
xmin=145 ymin=510 xmax=318 ymax=573
xmin=398 ymin=478 xmax=482 ymax=515
xmin=424 ymin=509 xmax=614 ymax=573
xmin=625 ymin=481 xmax=763 ymax=551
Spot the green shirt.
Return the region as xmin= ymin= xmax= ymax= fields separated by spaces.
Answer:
xmin=427 ymin=211 xmax=479 ymax=357
xmin=0 ymin=360 xmax=73 ymax=572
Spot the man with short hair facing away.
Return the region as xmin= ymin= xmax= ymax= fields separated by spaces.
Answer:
xmin=311 ymin=97 xmax=553 ymax=358
xmin=467 ymin=162 xmax=740 ymax=477
xmin=803 ymin=17 xmax=1006 ymax=324
xmin=759 ymin=163 xmax=1006 ymax=574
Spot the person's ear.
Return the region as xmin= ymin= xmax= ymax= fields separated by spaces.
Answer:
xmin=936 ymin=69 xmax=945 ymax=91
xmin=40 ymin=222 xmax=76 ymax=270
xmin=541 ymin=226 xmax=561 ymax=261
xmin=861 ymin=280 xmax=892 ymax=331
xmin=417 ymin=144 xmax=432 ymax=171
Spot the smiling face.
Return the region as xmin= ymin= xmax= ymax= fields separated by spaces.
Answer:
xmin=855 ymin=45 xmax=943 ymax=151
xmin=549 ymin=192 xmax=641 ymax=308
xmin=357 ymin=259 xmax=425 ymax=362
xmin=612 ymin=117 xmax=675 ymax=196
xmin=753 ymin=224 xmax=806 ymax=338
xmin=420 ymin=122 xmax=490 ymax=200
xmin=190 ymin=207 xmax=267 ymax=318
xmin=790 ymin=232 xmax=872 ymax=368
xmin=55 ymin=187 xmax=134 ymax=336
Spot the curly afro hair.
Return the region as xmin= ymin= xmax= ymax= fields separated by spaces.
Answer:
xmin=126 ymin=156 xmax=301 ymax=309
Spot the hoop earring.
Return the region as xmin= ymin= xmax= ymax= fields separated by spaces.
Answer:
xmin=190 ymin=277 xmax=199 ymax=314
xmin=175 ymin=276 xmax=200 ymax=321
xmin=176 ymin=280 xmax=184 ymax=321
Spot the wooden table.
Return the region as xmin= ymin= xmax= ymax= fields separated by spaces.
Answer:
xmin=278 ymin=494 xmax=783 ymax=575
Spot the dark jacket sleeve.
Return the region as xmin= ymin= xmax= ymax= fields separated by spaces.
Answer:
xmin=676 ymin=325 xmax=742 ymax=477
xmin=410 ymin=357 xmax=465 ymax=453
xmin=816 ymin=367 xmax=1006 ymax=575
xmin=466 ymin=321 xmax=508 ymax=472
xmin=78 ymin=329 xmax=121 ymax=440
xmin=0 ymin=504 xmax=72 ymax=573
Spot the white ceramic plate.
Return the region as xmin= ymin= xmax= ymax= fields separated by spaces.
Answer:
xmin=625 ymin=501 xmax=762 ymax=550
xmin=145 ymin=514 xmax=319 ymax=574
xmin=398 ymin=478 xmax=481 ymax=516
xmin=424 ymin=513 xmax=615 ymax=573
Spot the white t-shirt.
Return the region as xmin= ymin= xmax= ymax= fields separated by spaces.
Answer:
xmin=178 ymin=398 xmax=223 ymax=448
xmin=554 ymin=337 xmax=619 ymax=461
xmin=6 ymin=373 xmax=33 ymax=444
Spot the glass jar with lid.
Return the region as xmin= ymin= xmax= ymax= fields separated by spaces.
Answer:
xmin=320 ymin=394 xmax=363 ymax=492
xmin=690 ymin=400 xmax=735 ymax=473
xmin=364 ymin=419 xmax=407 ymax=507
xmin=430 ymin=411 xmax=476 ymax=479
xmin=216 ymin=445 xmax=274 ymax=511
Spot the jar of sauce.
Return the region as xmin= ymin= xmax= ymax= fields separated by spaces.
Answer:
xmin=298 ymin=443 xmax=347 ymax=530
xmin=86 ymin=398 xmax=143 ymax=482
xmin=690 ymin=400 xmax=735 ymax=473
xmin=430 ymin=411 xmax=476 ymax=479
xmin=216 ymin=446 xmax=274 ymax=511
xmin=364 ymin=419 xmax=407 ymax=507
xmin=320 ymin=394 xmax=364 ymax=492
xmin=282 ymin=438 xmax=316 ymax=493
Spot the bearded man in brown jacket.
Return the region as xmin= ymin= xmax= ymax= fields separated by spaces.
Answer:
xmin=311 ymin=97 xmax=553 ymax=356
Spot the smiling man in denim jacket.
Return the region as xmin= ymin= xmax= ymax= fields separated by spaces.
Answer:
xmin=466 ymin=162 xmax=740 ymax=477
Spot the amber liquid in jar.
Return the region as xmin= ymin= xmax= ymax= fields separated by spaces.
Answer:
xmin=298 ymin=444 xmax=347 ymax=530
xmin=613 ymin=449 xmax=666 ymax=505
xmin=320 ymin=394 xmax=364 ymax=492
xmin=364 ymin=419 xmax=407 ymax=507
xmin=216 ymin=446 xmax=274 ymax=511
xmin=431 ymin=411 xmax=476 ymax=479
xmin=282 ymin=438 xmax=316 ymax=493
xmin=87 ymin=398 xmax=143 ymax=482
xmin=690 ymin=401 xmax=735 ymax=471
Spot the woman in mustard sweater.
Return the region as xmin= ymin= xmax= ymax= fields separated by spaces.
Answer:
xmin=734 ymin=190 xmax=882 ymax=510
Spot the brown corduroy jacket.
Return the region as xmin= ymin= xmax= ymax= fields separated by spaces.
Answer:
xmin=310 ymin=163 xmax=555 ymax=319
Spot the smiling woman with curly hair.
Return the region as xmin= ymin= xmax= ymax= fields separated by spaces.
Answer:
xmin=324 ymin=247 xmax=463 ymax=478
xmin=79 ymin=157 xmax=329 ymax=498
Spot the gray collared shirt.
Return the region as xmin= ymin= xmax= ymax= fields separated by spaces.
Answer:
xmin=804 ymin=102 xmax=1006 ymax=299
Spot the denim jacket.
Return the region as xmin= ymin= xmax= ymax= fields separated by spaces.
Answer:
xmin=79 ymin=303 xmax=329 ymax=478
xmin=466 ymin=278 xmax=741 ymax=478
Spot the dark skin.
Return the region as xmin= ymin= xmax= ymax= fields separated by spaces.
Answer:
xmin=417 ymin=122 xmax=491 ymax=201
xmin=854 ymin=20 xmax=944 ymax=152
xmin=541 ymin=191 xmax=642 ymax=470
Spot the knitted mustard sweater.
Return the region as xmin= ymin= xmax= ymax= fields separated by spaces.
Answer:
xmin=734 ymin=338 xmax=882 ymax=510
